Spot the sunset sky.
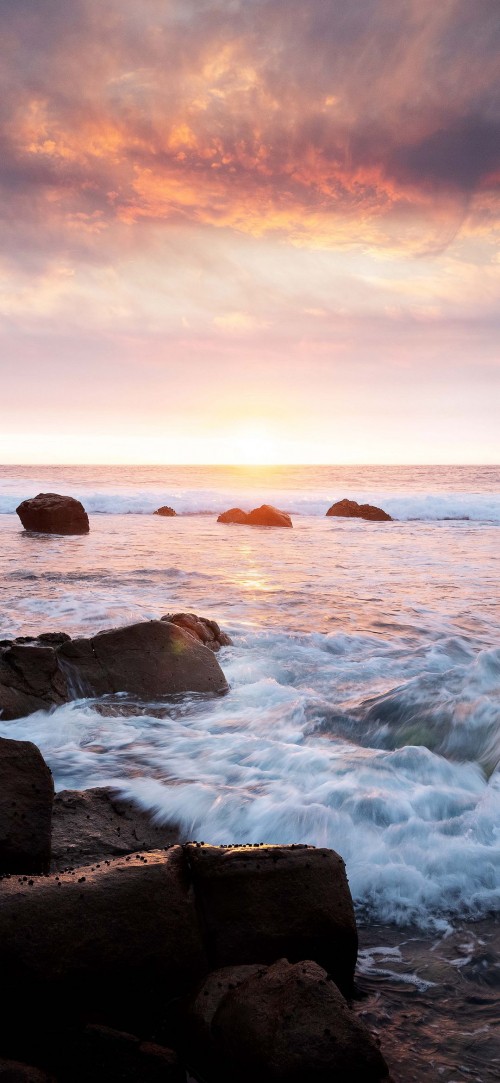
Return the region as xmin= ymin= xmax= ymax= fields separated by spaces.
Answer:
xmin=1 ymin=0 xmax=499 ymax=464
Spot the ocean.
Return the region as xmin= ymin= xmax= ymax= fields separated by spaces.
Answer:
xmin=1 ymin=463 xmax=499 ymax=1079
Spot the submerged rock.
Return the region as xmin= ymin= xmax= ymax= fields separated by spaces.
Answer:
xmin=0 ymin=617 xmax=229 ymax=720
xmin=326 ymin=498 xmax=392 ymax=522
xmin=0 ymin=737 xmax=54 ymax=875
xmin=16 ymin=493 xmax=90 ymax=534
xmin=218 ymin=504 xmax=293 ymax=527
xmin=185 ymin=843 xmax=358 ymax=996
xmin=154 ymin=506 xmax=176 ymax=516
xmin=188 ymin=958 xmax=390 ymax=1083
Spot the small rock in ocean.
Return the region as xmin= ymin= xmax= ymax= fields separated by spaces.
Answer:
xmin=154 ymin=505 xmax=176 ymax=516
xmin=218 ymin=504 xmax=293 ymax=527
xmin=326 ymin=498 xmax=392 ymax=522
xmin=16 ymin=492 xmax=90 ymax=534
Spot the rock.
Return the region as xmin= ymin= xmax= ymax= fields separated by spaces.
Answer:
xmin=16 ymin=493 xmax=89 ymax=534
xmin=0 ymin=618 xmax=230 ymax=720
xmin=68 ymin=1025 xmax=184 ymax=1083
xmin=58 ymin=620 xmax=228 ymax=698
xmin=217 ymin=508 xmax=249 ymax=524
xmin=161 ymin=613 xmax=232 ymax=652
xmin=326 ymin=499 xmax=392 ymax=522
xmin=185 ymin=844 xmax=357 ymax=995
xmin=51 ymin=788 xmax=181 ymax=871
xmin=0 ymin=847 xmax=207 ymax=1028
xmin=188 ymin=958 xmax=390 ymax=1083
xmin=217 ymin=505 xmax=293 ymax=527
xmin=154 ymin=506 xmax=176 ymax=517
xmin=0 ymin=1060 xmax=54 ymax=1082
xmin=0 ymin=737 xmax=54 ymax=874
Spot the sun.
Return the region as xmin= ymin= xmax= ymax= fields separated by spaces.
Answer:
xmin=229 ymin=423 xmax=281 ymax=466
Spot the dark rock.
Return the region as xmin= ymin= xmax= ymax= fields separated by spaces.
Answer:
xmin=16 ymin=493 xmax=89 ymax=534
xmin=217 ymin=505 xmax=293 ymax=527
xmin=0 ymin=847 xmax=207 ymax=1027
xmin=326 ymin=499 xmax=392 ymax=522
xmin=69 ymin=1025 xmax=184 ymax=1083
xmin=161 ymin=613 xmax=232 ymax=652
xmin=154 ymin=506 xmax=176 ymax=517
xmin=0 ymin=1060 xmax=55 ymax=1082
xmin=217 ymin=508 xmax=249 ymax=524
xmin=0 ymin=618 xmax=230 ymax=720
xmin=0 ymin=737 xmax=54 ymax=874
xmin=51 ymin=787 xmax=181 ymax=871
xmin=185 ymin=843 xmax=357 ymax=995
xmin=188 ymin=958 xmax=390 ymax=1083
xmin=58 ymin=620 xmax=228 ymax=698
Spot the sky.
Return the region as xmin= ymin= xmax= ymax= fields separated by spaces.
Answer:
xmin=0 ymin=0 xmax=499 ymax=464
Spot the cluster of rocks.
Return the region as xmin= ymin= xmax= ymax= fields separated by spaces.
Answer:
xmin=0 ymin=733 xmax=391 ymax=1082
xmin=0 ymin=616 xmax=231 ymax=721
xmin=15 ymin=492 xmax=393 ymax=534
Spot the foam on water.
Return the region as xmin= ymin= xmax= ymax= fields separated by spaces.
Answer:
xmin=0 ymin=464 xmax=499 ymax=927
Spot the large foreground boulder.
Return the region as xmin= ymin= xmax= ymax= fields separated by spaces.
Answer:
xmin=188 ymin=958 xmax=390 ymax=1083
xmin=0 ymin=847 xmax=207 ymax=1024
xmin=0 ymin=617 xmax=229 ymax=720
xmin=185 ymin=843 xmax=357 ymax=995
xmin=326 ymin=498 xmax=392 ymax=522
xmin=0 ymin=737 xmax=54 ymax=874
xmin=16 ymin=493 xmax=89 ymax=534
xmin=218 ymin=505 xmax=292 ymax=527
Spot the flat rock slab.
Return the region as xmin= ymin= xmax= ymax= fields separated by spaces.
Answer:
xmin=0 ymin=847 xmax=207 ymax=1021
xmin=188 ymin=958 xmax=390 ymax=1083
xmin=16 ymin=493 xmax=90 ymax=534
xmin=51 ymin=788 xmax=182 ymax=871
xmin=0 ymin=737 xmax=54 ymax=875
xmin=185 ymin=843 xmax=358 ymax=995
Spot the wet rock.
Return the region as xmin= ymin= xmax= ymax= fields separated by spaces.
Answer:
xmin=69 ymin=1025 xmax=184 ymax=1083
xmin=51 ymin=787 xmax=182 ymax=871
xmin=0 ymin=847 xmax=207 ymax=1026
xmin=188 ymin=958 xmax=390 ymax=1083
xmin=161 ymin=613 xmax=232 ymax=652
xmin=58 ymin=620 xmax=228 ymax=698
xmin=0 ymin=737 xmax=54 ymax=874
xmin=185 ymin=843 xmax=358 ymax=995
xmin=217 ymin=508 xmax=249 ymax=524
xmin=326 ymin=498 xmax=392 ymax=522
xmin=16 ymin=493 xmax=89 ymax=534
xmin=154 ymin=506 xmax=176 ymax=517
xmin=0 ymin=643 xmax=67 ymax=720
xmin=217 ymin=505 xmax=293 ymax=527
xmin=0 ymin=1060 xmax=55 ymax=1082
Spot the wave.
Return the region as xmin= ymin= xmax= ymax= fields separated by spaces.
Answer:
xmin=1 ymin=486 xmax=499 ymax=522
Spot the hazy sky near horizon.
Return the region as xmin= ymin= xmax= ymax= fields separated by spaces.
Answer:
xmin=1 ymin=0 xmax=499 ymax=463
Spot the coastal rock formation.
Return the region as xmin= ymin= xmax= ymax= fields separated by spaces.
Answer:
xmin=0 ymin=617 xmax=229 ymax=720
xmin=0 ymin=1061 xmax=54 ymax=1082
xmin=188 ymin=958 xmax=390 ymax=1083
xmin=72 ymin=1026 xmax=184 ymax=1083
xmin=185 ymin=842 xmax=357 ymax=995
xmin=51 ymin=787 xmax=181 ymax=871
xmin=161 ymin=612 xmax=232 ymax=651
xmin=326 ymin=498 xmax=392 ymax=522
xmin=218 ymin=504 xmax=293 ymax=527
xmin=16 ymin=492 xmax=90 ymax=534
xmin=0 ymin=737 xmax=54 ymax=874
xmin=154 ymin=505 xmax=176 ymax=516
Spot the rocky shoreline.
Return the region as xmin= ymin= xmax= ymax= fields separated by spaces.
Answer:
xmin=0 ymin=735 xmax=391 ymax=1082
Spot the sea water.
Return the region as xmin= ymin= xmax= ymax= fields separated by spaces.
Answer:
xmin=1 ymin=464 xmax=499 ymax=929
